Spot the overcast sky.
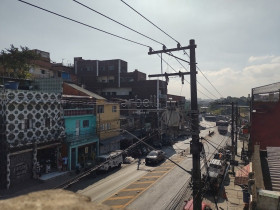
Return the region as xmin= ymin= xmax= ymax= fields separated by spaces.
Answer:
xmin=1 ymin=0 xmax=280 ymax=99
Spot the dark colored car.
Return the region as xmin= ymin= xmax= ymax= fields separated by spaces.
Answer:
xmin=145 ymin=150 xmax=165 ymax=165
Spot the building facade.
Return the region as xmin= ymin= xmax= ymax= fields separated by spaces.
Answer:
xmin=62 ymin=95 xmax=99 ymax=171
xmin=0 ymin=78 xmax=65 ymax=189
xmin=63 ymin=82 xmax=121 ymax=155
xmin=250 ymin=82 xmax=280 ymax=151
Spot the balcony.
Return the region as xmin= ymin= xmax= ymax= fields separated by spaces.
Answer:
xmin=65 ymin=130 xmax=98 ymax=146
xmin=64 ymin=108 xmax=94 ymax=116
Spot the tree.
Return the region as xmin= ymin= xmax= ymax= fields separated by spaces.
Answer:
xmin=0 ymin=45 xmax=40 ymax=79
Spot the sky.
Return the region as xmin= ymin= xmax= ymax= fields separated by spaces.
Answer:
xmin=1 ymin=0 xmax=280 ymax=99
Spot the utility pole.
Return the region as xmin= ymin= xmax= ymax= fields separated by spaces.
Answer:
xmin=231 ymin=102 xmax=235 ymax=174
xmin=235 ymin=104 xmax=238 ymax=155
xmin=148 ymin=39 xmax=201 ymax=210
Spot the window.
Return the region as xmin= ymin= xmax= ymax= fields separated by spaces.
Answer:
xmin=97 ymin=105 xmax=104 ymax=113
xmin=100 ymin=124 xmax=104 ymax=131
xmin=112 ymin=105 xmax=117 ymax=112
xmin=108 ymin=65 xmax=114 ymax=70
xmin=112 ymin=92 xmax=116 ymax=96
xmin=20 ymin=119 xmax=33 ymax=130
xmin=41 ymin=69 xmax=45 ymax=74
xmin=109 ymin=79 xmax=114 ymax=83
xmin=83 ymin=120 xmax=89 ymax=128
xmin=108 ymin=123 xmax=111 ymax=130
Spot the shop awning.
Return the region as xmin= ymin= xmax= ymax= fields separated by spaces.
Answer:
xmin=234 ymin=164 xmax=250 ymax=186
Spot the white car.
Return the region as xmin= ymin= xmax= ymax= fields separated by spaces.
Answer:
xmin=97 ymin=150 xmax=123 ymax=172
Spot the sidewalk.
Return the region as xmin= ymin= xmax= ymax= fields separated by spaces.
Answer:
xmin=0 ymin=171 xmax=77 ymax=200
xmin=204 ymin=139 xmax=248 ymax=210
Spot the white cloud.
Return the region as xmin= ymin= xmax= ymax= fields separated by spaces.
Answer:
xmin=199 ymin=55 xmax=280 ymax=98
xmin=271 ymin=56 xmax=280 ymax=63
xmin=248 ymin=55 xmax=275 ymax=63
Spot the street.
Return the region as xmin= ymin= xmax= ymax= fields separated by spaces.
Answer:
xmin=69 ymin=120 xmax=231 ymax=209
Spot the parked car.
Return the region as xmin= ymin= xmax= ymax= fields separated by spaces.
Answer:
xmin=183 ymin=199 xmax=212 ymax=210
xmin=152 ymin=141 xmax=162 ymax=149
xmin=145 ymin=150 xmax=165 ymax=165
xmin=97 ymin=150 xmax=123 ymax=172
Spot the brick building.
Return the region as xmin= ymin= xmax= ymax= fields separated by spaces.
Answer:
xmin=250 ymin=82 xmax=280 ymax=151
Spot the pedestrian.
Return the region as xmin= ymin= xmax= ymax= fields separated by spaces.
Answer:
xmin=137 ymin=158 xmax=141 ymax=170
xmin=75 ymin=163 xmax=81 ymax=174
xmin=58 ymin=155 xmax=63 ymax=172
xmin=35 ymin=162 xmax=41 ymax=178
xmin=62 ymin=156 xmax=68 ymax=171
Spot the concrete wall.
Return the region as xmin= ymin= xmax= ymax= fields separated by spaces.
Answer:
xmin=97 ymin=102 xmax=120 ymax=140
xmin=257 ymin=189 xmax=280 ymax=210
xmin=64 ymin=114 xmax=96 ymax=136
xmin=9 ymin=151 xmax=33 ymax=186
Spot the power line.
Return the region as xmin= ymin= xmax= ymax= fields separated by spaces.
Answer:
xmin=119 ymin=0 xmax=224 ymax=99
xmin=73 ymin=0 xmax=164 ymax=46
xmin=74 ymin=0 xmax=222 ymax=100
xmin=120 ymin=0 xmax=180 ymax=44
xmin=156 ymin=53 xmax=214 ymax=100
xmin=18 ymin=0 xmax=150 ymax=48
xmin=170 ymin=52 xmax=220 ymax=99
xmin=197 ymin=66 xmax=224 ymax=98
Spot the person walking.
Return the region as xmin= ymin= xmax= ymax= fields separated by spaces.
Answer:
xmin=137 ymin=158 xmax=141 ymax=170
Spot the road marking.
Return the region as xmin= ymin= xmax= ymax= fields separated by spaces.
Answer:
xmin=158 ymin=166 xmax=173 ymax=169
xmin=111 ymin=205 xmax=124 ymax=208
xmin=107 ymin=195 xmax=135 ymax=200
xmin=102 ymin=153 xmax=185 ymax=208
xmin=134 ymin=181 xmax=154 ymax=184
xmin=150 ymin=170 xmax=167 ymax=173
xmin=142 ymin=175 xmax=161 ymax=178
xmin=120 ymin=187 xmax=146 ymax=192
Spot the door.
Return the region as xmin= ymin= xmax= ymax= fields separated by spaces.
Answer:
xmin=75 ymin=120 xmax=80 ymax=135
xmin=71 ymin=148 xmax=76 ymax=170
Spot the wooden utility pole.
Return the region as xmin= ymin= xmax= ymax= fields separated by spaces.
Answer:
xmin=235 ymin=104 xmax=238 ymax=155
xmin=148 ymin=39 xmax=202 ymax=210
xmin=231 ymin=102 xmax=235 ymax=174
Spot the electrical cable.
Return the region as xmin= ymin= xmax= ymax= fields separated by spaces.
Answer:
xmin=155 ymin=53 xmax=214 ymax=100
xmin=119 ymin=0 xmax=224 ymax=99
xmin=170 ymin=52 xmax=220 ymax=99
xmin=197 ymin=66 xmax=224 ymax=98
xmin=73 ymin=0 xmax=164 ymax=46
xmin=120 ymin=0 xmax=180 ymax=45
xmin=18 ymin=0 xmax=150 ymax=48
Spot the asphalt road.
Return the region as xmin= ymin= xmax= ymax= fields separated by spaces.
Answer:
xmin=128 ymin=122 xmax=230 ymax=210
xmin=70 ymin=119 xmax=231 ymax=209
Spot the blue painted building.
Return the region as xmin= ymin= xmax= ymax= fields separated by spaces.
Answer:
xmin=62 ymin=96 xmax=99 ymax=170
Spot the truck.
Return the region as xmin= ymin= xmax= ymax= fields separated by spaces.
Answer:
xmin=97 ymin=150 xmax=123 ymax=172
xmin=207 ymin=157 xmax=228 ymax=194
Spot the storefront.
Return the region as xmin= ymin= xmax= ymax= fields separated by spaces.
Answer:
xmin=36 ymin=143 xmax=61 ymax=175
xmin=68 ymin=140 xmax=99 ymax=171
xmin=78 ymin=143 xmax=97 ymax=169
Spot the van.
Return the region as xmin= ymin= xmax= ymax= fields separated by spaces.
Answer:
xmin=97 ymin=150 xmax=123 ymax=172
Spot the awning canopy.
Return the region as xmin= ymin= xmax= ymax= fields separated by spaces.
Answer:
xmin=234 ymin=164 xmax=250 ymax=186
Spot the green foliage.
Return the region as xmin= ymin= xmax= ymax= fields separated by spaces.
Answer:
xmin=0 ymin=45 xmax=39 ymax=79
